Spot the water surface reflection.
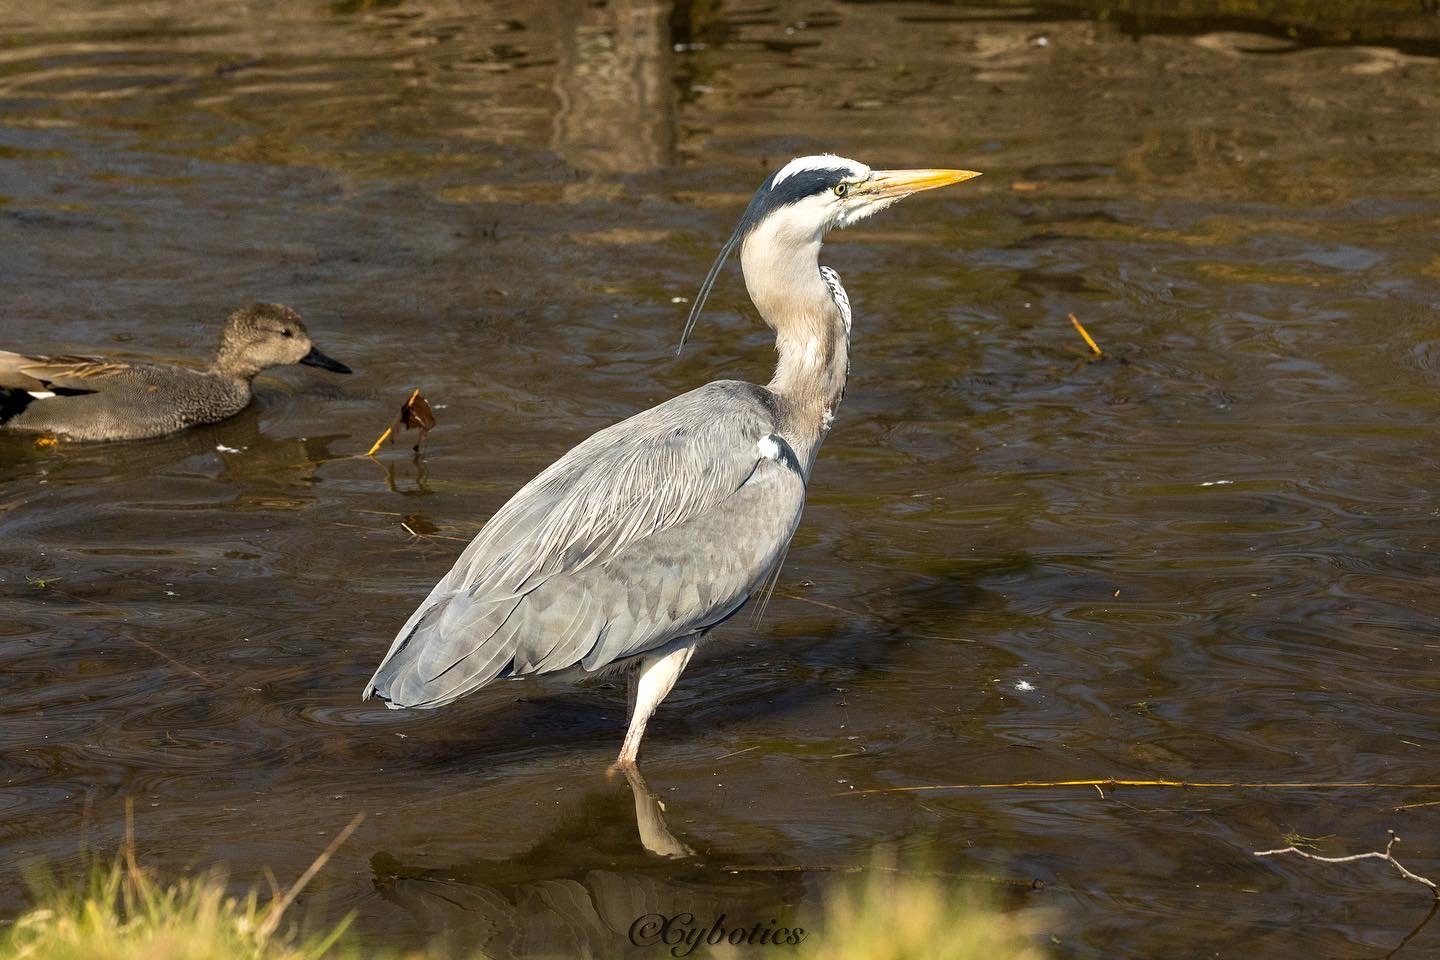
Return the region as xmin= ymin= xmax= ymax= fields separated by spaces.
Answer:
xmin=2 ymin=1 xmax=1440 ymax=958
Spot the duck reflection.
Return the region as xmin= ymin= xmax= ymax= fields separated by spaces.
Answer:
xmin=0 ymin=399 xmax=347 ymax=490
xmin=370 ymin=769 xmax=802 ymax=960
xmin=551 ymin=0 xmax=675 ymax=173
xmin=208 ymin=409 xmax=350 ymax=487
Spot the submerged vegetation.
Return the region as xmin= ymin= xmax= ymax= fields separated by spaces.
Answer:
xmin=1 ymin=850 xmax=1047 ymax=960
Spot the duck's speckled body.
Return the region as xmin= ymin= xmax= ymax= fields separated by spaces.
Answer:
xmin=0 ymin=303 xmax=350 ymax=442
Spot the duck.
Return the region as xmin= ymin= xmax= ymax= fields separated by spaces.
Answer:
xmin=0 ymin=302 xmax=351 ymax=442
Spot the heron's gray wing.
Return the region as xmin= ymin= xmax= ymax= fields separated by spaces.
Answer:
xmin=364 ymin=380 xmax=808 ymax=708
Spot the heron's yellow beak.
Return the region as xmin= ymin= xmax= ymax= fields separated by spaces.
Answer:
xmin=866 ymin=168 xmax=982 ymax=199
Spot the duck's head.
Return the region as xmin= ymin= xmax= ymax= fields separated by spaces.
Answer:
xmin=215 ymin=303 xmax=351 ymax=379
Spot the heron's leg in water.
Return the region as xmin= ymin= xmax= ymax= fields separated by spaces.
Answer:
xmin=612 ymin=637 xmax=699 ymax=772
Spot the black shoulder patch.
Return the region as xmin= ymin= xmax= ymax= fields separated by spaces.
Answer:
xmin=703 ymin=380 xmax=781 ymax=422
xmin=762 ymin=433 xmax=804 ymax=477
xmin=741 ymin=381 xmax=780 ymax=417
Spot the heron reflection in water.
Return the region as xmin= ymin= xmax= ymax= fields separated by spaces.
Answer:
xmin=364 ymin=155 xmax=980 ymax=770
xmin=370 ymin=769 xmax=802 ymax=960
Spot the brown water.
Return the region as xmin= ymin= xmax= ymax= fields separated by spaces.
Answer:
xmin=3 ymin=1 xmax=1440 ymax=956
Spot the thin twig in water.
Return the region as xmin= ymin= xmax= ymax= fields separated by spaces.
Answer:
xmin=777 ymin=592 xmax=862 ymax=617
xmin=1386 ymin=900 xmax=1440 ymax=960
xmin=842 ymin=779 xmax=1440 ymax=797
xmin=120 ymin=634 xmax=215 ymax=686
xmin=775 ymin=593 xmax=974 ymax=644
xmin=1396 ymin=799 xmax=1440 ymax=812
xmin=366 ymin=388 xmax=435 ymax=457
xmin=1068 ymin=312 xmax=1102 ymax=356
xmin=329 ymin=519 xmax=470 ymax=543
xmin=366 ymin=389 xmax=422 ymax=457
xmin=720 ymin=862 xmax=1043 ymax=891
xmin=1254 ymin=831 xmax=1439 ymax=901
xmin=123 ymin=797 xmax=138 ymax=881
xmin=36 ymin=586 xmax=217 ymax=686
xmin=78 ymin=790 xmax=95 ymax=859
xmin=366 ymin=424 xmax=395 ymax=458
xmin=256 ymin=813 xmax=365 ymax=942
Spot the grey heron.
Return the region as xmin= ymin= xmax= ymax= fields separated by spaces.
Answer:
xmin=363 ymin=155 xmax=980 ymax=770
xmin=0 ymin=303 xmax=350 ymax=442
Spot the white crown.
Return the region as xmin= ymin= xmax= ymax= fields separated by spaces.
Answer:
xmin=771 ymin=154 xmax=869 ymax=187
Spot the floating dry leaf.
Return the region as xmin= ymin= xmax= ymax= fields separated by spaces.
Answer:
xmin=367 ymin=389 xmax=437 ymax=456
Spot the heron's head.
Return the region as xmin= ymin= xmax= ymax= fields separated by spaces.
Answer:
xmin=742 ymin=155 xmax=981 ymax=241
xmin=680 ymin=154 xmax=980 ymax=350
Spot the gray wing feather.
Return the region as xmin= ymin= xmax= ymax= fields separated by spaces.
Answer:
xmin=365 ymin=381 xmax=807 ymax=708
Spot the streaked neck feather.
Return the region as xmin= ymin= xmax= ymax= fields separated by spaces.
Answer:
xmin=739 ymin=225 xmax=850 ymax=469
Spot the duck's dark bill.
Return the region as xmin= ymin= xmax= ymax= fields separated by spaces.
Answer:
xmin=300 ymin=346 xmax=352 ymax=374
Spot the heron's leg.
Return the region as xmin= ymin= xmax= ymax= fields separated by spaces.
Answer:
xmin=610 ymin=637 xmax=698 ymax=773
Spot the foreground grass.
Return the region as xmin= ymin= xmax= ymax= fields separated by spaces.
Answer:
xmin=2 ymin=861 xmax=355 ymax=960
xmin=801 ymin=864 xmax=1047 ymax=960
xmin=2 ymin=854 xmax=1046 ymax=960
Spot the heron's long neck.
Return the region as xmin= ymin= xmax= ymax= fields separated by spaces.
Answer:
xmin=741 ymin=234 xmax=850 ymax=471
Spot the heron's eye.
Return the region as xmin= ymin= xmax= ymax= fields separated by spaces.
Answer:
xmin=833 ymin=182 xmax=850 ymax=198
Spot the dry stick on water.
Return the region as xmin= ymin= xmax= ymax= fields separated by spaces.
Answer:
xmin=1254 ymin=830 xmax=1439 ymax=901
xmin=778 ymin=592 xmax=974 ymax=645
xmin=843 ymin=779 xmax=1440 ymax=797
xmin=255 ymin=812 xmax=366 ymax=943
xmin=366 ymin=389 xmax=413 ymax=455
xmin=32 ymin=584 xmax=218 ymax=687
xmin=1068 ymin=312 xmax=1102 ymax=357
xmin=720 ymin=862 xmax=1044 ymax=891
xmin=1396 ymin=799 xmax=1440 ymax=812
xmin=1389 ymin=903 xmax=1440 ymax=960
xmin=123 ymin=796 xmax=139 ymax=882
